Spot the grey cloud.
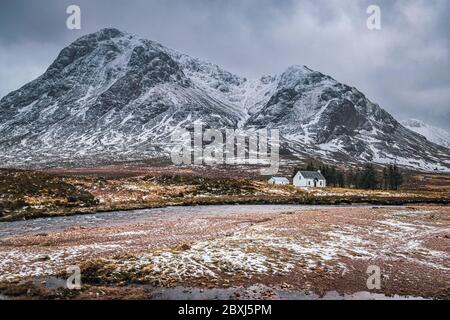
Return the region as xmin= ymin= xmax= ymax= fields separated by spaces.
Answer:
xmin=0 ymin=0 xmax=448 ymax=129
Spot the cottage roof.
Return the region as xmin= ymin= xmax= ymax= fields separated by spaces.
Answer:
xmin=270 ymin=177 xmax=289 ymax=183
xmin=297 ymin=171 xmax=326 ymax=180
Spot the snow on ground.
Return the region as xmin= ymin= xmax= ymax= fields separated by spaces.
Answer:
xmin=0 ymin=206 xmax=448 ymax=286
xmin=0 ymin=244 xmax=123 ymax=281
xmin=75 ymin=208 xmax=449 ymax=284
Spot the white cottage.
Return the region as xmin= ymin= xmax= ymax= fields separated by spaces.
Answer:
xmin=293 ymin=170 xmax=326 ymax=188
xmin=268 ymin=177 xmax=290 ymax=185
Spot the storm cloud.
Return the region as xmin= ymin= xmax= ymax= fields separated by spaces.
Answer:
xmin=0 ymin=0 xmax=449 ymax=129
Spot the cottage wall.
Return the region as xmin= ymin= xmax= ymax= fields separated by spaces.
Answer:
xmin=293 ymin=172 xmax=326 ymax=188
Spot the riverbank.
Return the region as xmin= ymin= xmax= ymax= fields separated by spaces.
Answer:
xmin=0 ymin=205 xmax=448 ymax=300
xmin=1 ymin=168 xmax=449 ymax=221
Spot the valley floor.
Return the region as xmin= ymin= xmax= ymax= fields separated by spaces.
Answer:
xmin=0 ymin=205 xmax=448 ymax=300
xmin=1 ymin=167 xmax=449 ymax=222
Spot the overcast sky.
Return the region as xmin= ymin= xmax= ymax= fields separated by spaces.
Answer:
xmin=1 ymin=0 xmax=449 ymax=129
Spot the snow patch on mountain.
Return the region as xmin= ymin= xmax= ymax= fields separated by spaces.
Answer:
xmin=0 ymin=28 xmax=449 ymax=172
xmin=401 ymin=119 xmax=450 ymax=149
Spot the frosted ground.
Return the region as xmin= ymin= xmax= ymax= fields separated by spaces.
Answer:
xmin=0 ymin=204 xmax=448 ymax=299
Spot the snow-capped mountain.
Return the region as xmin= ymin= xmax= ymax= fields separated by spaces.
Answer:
xmin=0 ymin=28 xmax=449 ymax=171
xmin=401 ymin=119 xmax=450 ymax=150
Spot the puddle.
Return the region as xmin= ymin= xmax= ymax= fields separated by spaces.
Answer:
xmin=148 ymin=285 xmax=428 ymax=300
xmin=277 ymin=290 xmax=427 ymax=300
xmin=32 ymin=276 xmax=68 ymax=290
xmin=3 ymin=279 xmax=430 ymax=300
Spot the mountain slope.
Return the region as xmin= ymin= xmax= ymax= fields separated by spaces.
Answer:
xmin=401 ymin=119 xmax=450 ymax=149
xmin=0 ymin=28 xmax=449 ymax=171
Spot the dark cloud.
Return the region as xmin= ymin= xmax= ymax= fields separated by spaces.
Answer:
xmin=0 ymin=0 xmax=448 ymax=129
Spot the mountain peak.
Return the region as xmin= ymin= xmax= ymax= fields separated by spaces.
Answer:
xmin=402 ymin=118 xmax=425 ymax=128
xmin=68 ymin=28 xmax=129 ymax=47
xmin=401 ymin=119 xmax=450 ymax=149
xmin=86 ymin=27 xmax=126 ymax=40
xmin=0 ymin=28 xmax=449 ymax=171
xmin=283 ymin=65 xmax=314 ymax=75
xmin=277 ymin=64 xmax=333 ymax=89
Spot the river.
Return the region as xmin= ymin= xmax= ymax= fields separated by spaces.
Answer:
xmin=0 ymin=204 xmax=346 ymax=238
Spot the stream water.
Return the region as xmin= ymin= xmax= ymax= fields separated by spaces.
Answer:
xmin=0 ymin=204 xmax=363 ymax=238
